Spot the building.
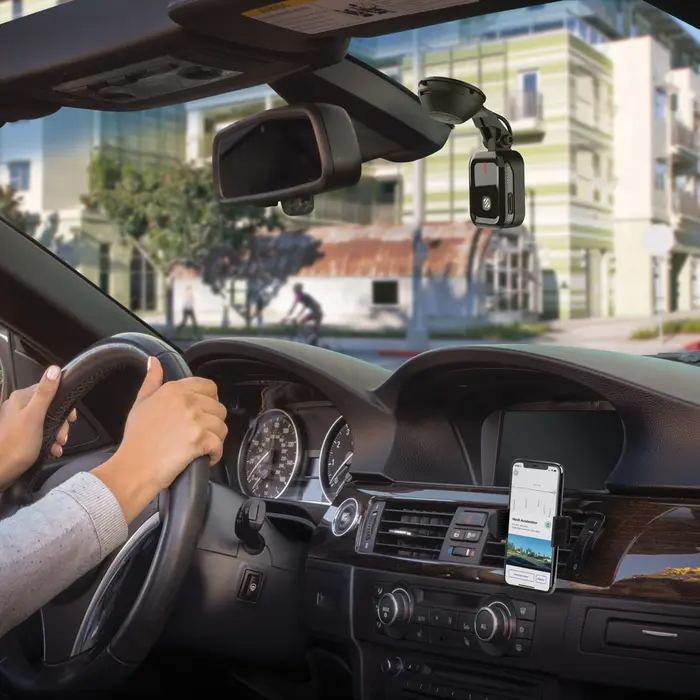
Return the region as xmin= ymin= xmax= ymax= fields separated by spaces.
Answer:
xmin=184 ymin=0 xmax=700 ymax=321
xmin=0 ymin=0 xmax=186 ymax=312
xmin=601 ymin=20 xmax=700 ymax=316
xmin=171 ymin=222 xmax=540 ymax=329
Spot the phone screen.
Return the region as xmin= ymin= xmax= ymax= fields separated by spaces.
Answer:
xmin=505 ymin=460 xmax=563 ymax=592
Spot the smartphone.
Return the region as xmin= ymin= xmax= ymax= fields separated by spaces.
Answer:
xmin=505 ymin=460 xmax=564 ymax=593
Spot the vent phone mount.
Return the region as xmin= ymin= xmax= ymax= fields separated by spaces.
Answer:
xmin=418 ymin=77 xmax=525 ymax=229
xmin=486 ymin=509 xmax=606 ymax=579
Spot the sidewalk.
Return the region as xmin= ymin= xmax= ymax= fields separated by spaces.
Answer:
xmin=144 ymin=309 xmax=700 ymax=357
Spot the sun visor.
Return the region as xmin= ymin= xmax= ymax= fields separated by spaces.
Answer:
xmin=0 ymin=0 xmax=348 ymax=122
xmin=168 ymin=0 xmax=538 ymax=41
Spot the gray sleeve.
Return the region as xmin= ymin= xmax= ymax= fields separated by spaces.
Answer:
xmin=0 ymin=471 xmax=128 ymax=639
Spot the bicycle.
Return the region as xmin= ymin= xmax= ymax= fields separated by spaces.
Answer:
xmin=284 ymin=318 xmax=322 ymax=346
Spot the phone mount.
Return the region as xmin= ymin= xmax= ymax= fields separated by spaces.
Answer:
xmin=418 ymin=77 xmax=525 ymax=229
xmin=486 ymin=510 xmax=606 ymax=578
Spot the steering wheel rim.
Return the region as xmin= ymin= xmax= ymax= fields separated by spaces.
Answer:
xmin=0 ymin=332 xmax=210 ymax=697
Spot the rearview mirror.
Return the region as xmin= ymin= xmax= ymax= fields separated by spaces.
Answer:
xmin=212 ymin=103 xmax=362 ymax=208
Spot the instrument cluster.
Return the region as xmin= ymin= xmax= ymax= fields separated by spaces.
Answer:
xmin=235 ymin=405 xmax=354 ymax=505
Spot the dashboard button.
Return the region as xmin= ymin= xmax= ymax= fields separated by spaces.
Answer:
xmin=238 ymin=569 xmax=264 ymax=603
xmin=406 ymin=625 xmax=429 ymax=642
xmin=513 ymin=600 xmax=536 ymax=621
xmin=430 ymin=628 xmax=461 ymax=647
xmin=461 ymin=633 xmax=478 ymax=651
xmin=372 ymin=583 xmax=389 ymax=598
xmin=475 ymin=608 xmax=497 ymax=641
xmin=449 ymin=528 xmax=465 ymax=540
xmin=374 ymin=619 xmax=385 ymax=635
xmin=430 ymin=609 xmax=458 ymax=629
xmin=455 ymin=511 xmax=487 ymax=527
xmin=458 ymin=612 xmax=474 ymax=633
xmin=414 ymin=606 xmax=430 ymax=625
xmin=449 ymin=546 xmax=476 ymax=558
xmin=516 ymin=620 xmax=534 ymax=639
xmin=510 ymin=640 xmax=531 ymax=657
xmin=463 ymin=529 xmax=481 ymax=542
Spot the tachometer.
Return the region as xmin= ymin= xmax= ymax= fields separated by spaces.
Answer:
xmin=238 ymin=409 xmax=302 ymax=499
xmin=320 ymin=417 xmax=354 ymax=502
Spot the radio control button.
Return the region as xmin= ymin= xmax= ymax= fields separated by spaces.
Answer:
xmin=414 ymin=606 xmax=430 ymax=625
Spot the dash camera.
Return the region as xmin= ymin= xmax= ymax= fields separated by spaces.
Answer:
xmin=469 ymin=150 xmax=525 ymax=229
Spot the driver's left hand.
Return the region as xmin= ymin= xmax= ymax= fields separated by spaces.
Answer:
xmin=0 ymin=366 xmax=77 ymax=491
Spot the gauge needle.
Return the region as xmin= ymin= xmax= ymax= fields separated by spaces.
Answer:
xmin=330 ymin=452 xmax=353 ymax=485
xmin=249 ymin=451 xmax=270 ymax=478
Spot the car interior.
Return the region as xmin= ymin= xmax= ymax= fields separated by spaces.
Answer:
xmin=2 ymin=0 xmax=700 ymax=698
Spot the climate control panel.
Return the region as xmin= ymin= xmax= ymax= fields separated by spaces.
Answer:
xmin=371 ymin=582 xmax=536 ymax=658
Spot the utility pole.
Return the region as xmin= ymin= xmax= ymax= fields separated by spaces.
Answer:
xmin=407 ymin=28 xmax=429 ymax=351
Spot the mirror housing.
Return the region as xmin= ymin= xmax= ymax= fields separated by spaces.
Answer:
xmin=213 ymin=103 xmax=362 ymax=207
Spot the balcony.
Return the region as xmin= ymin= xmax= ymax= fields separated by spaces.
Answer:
xmin=506 ymin=91 xmax=545 ymax=136
xmin=674 ymin=191 xmax=700 ymax=222
xmin=670 ymin=121 xmax=699 ymax=168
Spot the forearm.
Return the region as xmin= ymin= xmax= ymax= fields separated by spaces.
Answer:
xmin=0 ymin=472 xmax=128 ymax=639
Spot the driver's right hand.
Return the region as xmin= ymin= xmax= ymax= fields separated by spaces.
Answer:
xmin=91 ymin=357 xmax=228 ymax=523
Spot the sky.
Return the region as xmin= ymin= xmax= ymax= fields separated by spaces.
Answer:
xmin=677 ymin=19 xmax=700 ymax=44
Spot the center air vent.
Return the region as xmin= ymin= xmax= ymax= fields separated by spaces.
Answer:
xmin=372 ymin=501 xmax=457 ymax=561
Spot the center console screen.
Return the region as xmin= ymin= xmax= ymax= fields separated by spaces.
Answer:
xmin=494 ymin=409 xmax=623 ymax=491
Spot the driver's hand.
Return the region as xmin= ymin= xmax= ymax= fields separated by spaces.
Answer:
xmin=0 ymin=366 xmax=77 ymax=491
xmin=91 ymin=357 xmax=228 ymax=523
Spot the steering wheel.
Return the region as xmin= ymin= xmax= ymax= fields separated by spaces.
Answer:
xmin=0 ymin=333 xmax=210 ymax=697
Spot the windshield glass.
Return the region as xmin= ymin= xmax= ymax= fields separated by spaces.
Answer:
xmin=1 ymin=0 xmax=699 ymax=369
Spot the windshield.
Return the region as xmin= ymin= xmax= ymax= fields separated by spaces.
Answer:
xmin=1 ymin=0 xmax=699 ymax=369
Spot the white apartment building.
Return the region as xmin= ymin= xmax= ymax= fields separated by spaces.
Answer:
xmin=603 ymin=34 xmax=700 ymax=316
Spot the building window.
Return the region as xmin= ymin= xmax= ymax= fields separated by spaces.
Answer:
xmin=11 ymin=0 xmax=22 ymax=19
xmin=655 ymin=87 xmax=666 ymax=120
xmin=520 ymin=71 xmax=539 ymax=96
xmin=671 ymin=93 xmax=679 ymax=113
xmin=8 ymin=161 xmax=30 ymax=191
xmin=372 ymin=280 xmax=399 ymax=305
xmin=654 ymin=159 xmax=667 ymax=190
xmin=98 ymin=243 xmax=111 ymax=294
xmin=593 ymin=153 xmax=601 ymax=177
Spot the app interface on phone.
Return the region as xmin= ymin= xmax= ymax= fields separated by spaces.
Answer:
xmin=505 ymin=462 xmax=561 ymax=591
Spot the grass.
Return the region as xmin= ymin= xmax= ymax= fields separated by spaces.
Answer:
xmin=171 ymin=322 xmax=550 ymax=342
xmin=630 ymin=317 xmax=700 ymax=340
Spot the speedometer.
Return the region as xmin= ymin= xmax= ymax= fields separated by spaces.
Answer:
xmin=237 ymin=409 xmax=302 ymax=499
xmin=320 ymin=417 xmax=354 ymax=502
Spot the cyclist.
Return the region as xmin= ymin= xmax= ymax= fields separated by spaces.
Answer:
xmin=285 ymin=283 xmax=323 ymax=345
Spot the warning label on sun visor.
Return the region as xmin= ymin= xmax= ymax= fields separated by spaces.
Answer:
xmin=243 ymin=0 xmax=480 ymax=35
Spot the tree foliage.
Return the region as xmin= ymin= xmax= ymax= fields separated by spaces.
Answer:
xmin=0 ymin=185 xmax=39 ymax=233
xmin=81 ymin=153 xmax=281 ymax=270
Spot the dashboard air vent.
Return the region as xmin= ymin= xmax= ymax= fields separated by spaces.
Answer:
xmin=373 ymin=501 xmax=457 ymax=561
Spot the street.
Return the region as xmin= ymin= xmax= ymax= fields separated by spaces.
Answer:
xmin=162 ymin=309 xmax=700 ymax=372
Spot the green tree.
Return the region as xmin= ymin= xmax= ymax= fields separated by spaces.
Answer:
xmin=82 ymin=153 xmax=282 ymax=327
xmin=0 ymin=185 xmax=39 ymax=232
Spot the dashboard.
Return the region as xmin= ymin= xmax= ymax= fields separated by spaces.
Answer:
xmin=174 ymin=339 xmax=700 ymax=700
